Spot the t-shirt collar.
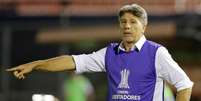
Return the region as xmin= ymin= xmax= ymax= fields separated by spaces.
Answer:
xmin=118 ymin=35 xmax=146 ymax=52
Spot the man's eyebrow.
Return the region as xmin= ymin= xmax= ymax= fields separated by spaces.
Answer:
xmin=130 ymin=19 xmax=137 ymax=21
xmin=120 ymin=18 xmax=137 ymax=22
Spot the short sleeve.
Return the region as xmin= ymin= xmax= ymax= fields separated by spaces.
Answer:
xmin=155 ymin=47 xmax=194 ymax=91
xmin=72 ymin=47 xmax=106 ymax=73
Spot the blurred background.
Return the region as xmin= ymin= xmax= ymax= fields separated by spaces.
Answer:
xmin=0 ymin=0 xmax=201 ymax=101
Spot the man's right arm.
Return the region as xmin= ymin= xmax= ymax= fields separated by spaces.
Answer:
xmin=7 ymin=47 xmax=107 ymax=79
xmin=35 ymin=55 xmax=75 ymax=71
xmin=6 ymin=55 xmax=75 ymax=79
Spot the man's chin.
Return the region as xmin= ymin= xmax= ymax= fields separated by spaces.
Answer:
xmin=122 ymin=38 xmax=134 ymax=43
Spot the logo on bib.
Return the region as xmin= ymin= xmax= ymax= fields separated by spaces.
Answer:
xmin=118 ymin=69 xmax=130 ymax=89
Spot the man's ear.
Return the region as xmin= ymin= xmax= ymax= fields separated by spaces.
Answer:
xmin=143 ymin=26 xmax=147 ymax=33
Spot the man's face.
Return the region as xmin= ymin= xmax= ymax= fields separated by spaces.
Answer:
xmin=119 ymin=12 xmax=145 ymax=43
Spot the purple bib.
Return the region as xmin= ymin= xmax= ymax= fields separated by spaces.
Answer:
xmin=105 ymin=41 xmax=161 ymax=101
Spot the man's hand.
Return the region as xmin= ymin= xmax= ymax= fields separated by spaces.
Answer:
xmin=6 ymin=61 xmax=41 ymax=79
xmin=6 ymin=55 xmax=76 ymax=80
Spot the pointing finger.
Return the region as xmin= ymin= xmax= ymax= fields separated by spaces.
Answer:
xmin=6 ymin=67 xmax=20 ymax=72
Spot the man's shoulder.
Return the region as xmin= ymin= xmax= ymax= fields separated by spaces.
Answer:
xmin=106 ymin=42 xmax=120 ymax=54
xmin=109 ymin=42 xmax=119 ymax=46
xmin=107 ymin=42 xmax=120 ymax=48
xmin=146 ymin=40 xmax=163 ymax=48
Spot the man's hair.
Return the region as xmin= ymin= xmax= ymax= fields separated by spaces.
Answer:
xmin=118 ymin=4 xmax=148 ymax=26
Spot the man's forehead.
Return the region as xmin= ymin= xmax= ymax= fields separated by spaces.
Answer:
xmin=120 ymin=13 xmax=139 ymax=20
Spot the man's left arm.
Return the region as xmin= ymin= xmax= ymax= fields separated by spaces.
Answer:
xmin=176 ymin=88 xmax=192 ymax=101
xmin=156 ymin=47 xmax=194 ymax=101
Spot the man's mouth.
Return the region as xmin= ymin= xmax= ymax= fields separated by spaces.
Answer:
xmin=124 ymin=32 xmax=131 ymax=34
xmin=123 ymin=32 xmax=132 ymax=36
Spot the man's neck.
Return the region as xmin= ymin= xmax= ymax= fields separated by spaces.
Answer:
xmin=121 ymin=34 xmax=144 ymax=52
xmin=123 ymin=42 xmax=135 ymax=52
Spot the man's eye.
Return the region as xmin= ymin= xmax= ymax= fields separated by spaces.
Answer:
xmin=121 ymin=21 xmax=126 ymax=23
xmin=131 ymin=21 xmax=136 ymax=24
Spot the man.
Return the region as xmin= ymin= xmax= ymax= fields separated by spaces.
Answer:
xmin=7 ymin=4 xmax=193 ymax=101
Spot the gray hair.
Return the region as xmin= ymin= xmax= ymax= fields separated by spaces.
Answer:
xmin=118 ymin=4 xmax=148 ymax=26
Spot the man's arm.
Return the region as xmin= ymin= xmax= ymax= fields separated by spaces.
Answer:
xmin=35 ymin=55 xmax=75 ymax=71
xmin=156 ymin=47 xmax=193 ymax=100
xmin=176 ymin=88 xmax=192 ymax=101
xmin=6 ymin=55 xmax=75 ymax=79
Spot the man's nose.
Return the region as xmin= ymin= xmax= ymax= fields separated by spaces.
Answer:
xmin=124 ymin=23 xmax=131 ymax=29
